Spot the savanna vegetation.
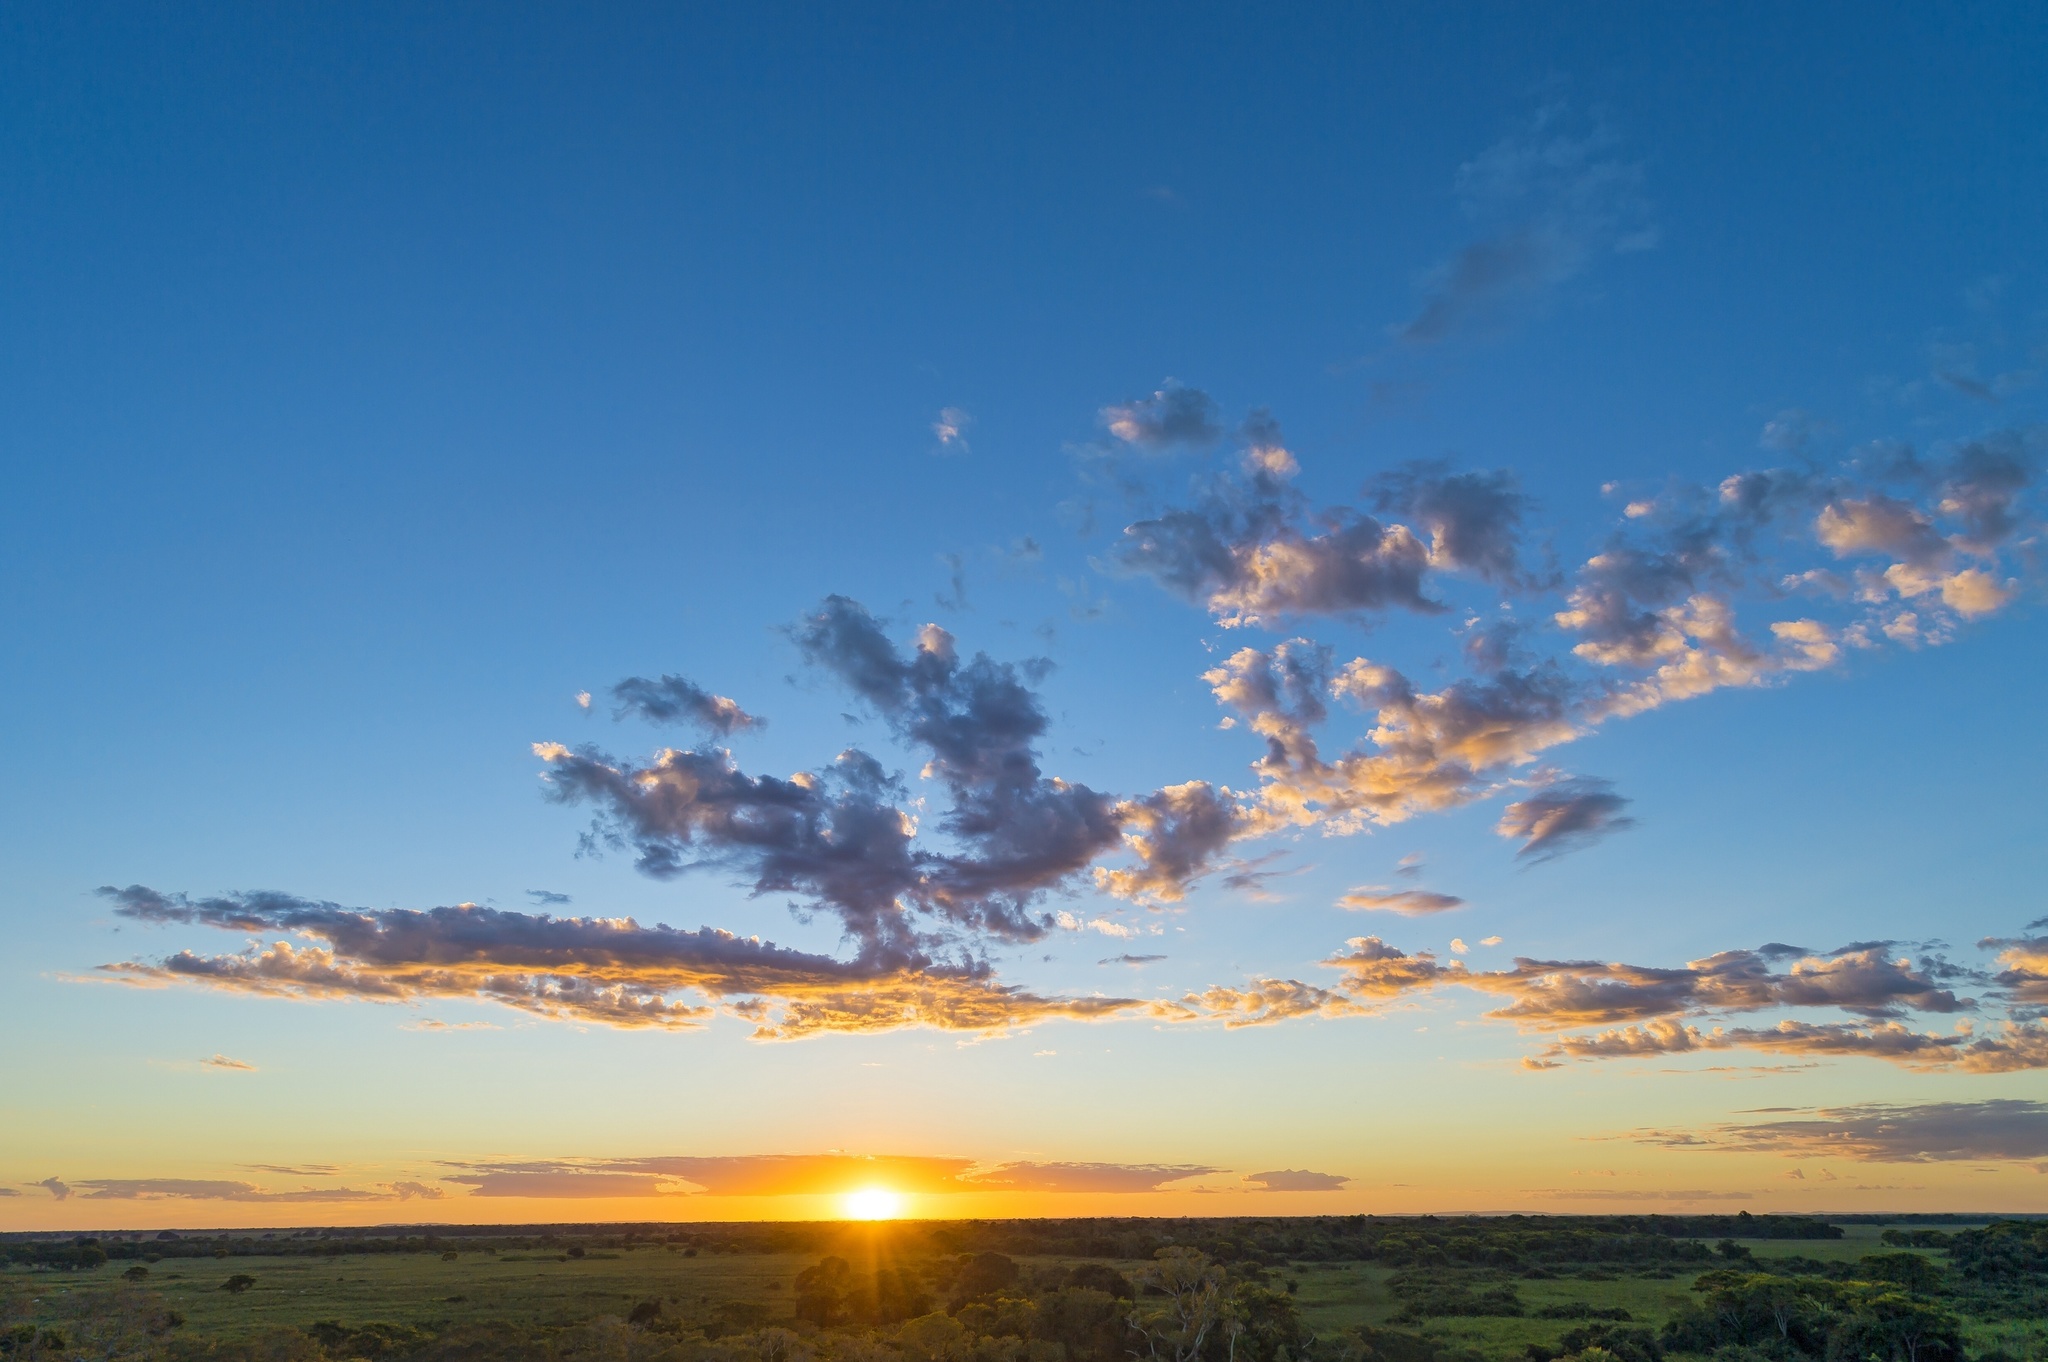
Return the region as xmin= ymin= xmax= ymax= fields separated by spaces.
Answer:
xmin=3 ymin=1217 xmax=2041 ymax=1362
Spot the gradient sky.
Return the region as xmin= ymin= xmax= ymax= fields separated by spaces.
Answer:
xmin=5 ymin=3 xmax=2048 ymax=1231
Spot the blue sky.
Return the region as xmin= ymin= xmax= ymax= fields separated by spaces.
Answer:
xmin=3 ymin=3 xmax=2047 ymax=1224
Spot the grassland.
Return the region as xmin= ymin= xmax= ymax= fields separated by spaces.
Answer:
xmin=5 ymin=1218 xmax=2042 ymax=1362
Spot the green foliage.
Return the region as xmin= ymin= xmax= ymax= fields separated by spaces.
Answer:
xmin=1386 ymin=1275 xmax=1522 ymax=1322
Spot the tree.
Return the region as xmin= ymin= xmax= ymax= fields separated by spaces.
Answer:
xmin=1065 ymin=1266 xmax=1135 ymax=1302
xmin=952 ymin=1254 xmax=1021 ymax=1307
xmin=1128 ymin=1249 xmax=1227 ymax=1362
xmin=1855 ymin=1254 xmax=1943 ymax=1297
xmin=795 ymin=1257 xmax=854 ymax=1326
xmin=220 ymin=1275 xmax=257 ymax=1295
xmin=1828 ymin=1290 xmax=1962 ymax=1362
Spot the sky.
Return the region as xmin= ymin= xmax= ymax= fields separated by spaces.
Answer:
xmin=3 ymin=1 xmax=2047 ymax=1230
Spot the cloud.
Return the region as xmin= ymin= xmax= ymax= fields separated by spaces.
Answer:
xmin=784 ymin=596 xmax=1129 ymax=942
xmin=1097 ymin=780 xmax=1249 ymax=903
xmin=1105 ymin=423 xmax=2040 ymax=882
xmin=1324 ymin=936 xmax=1463 ymax=998
xmin=83 ymin=372 xmax=2045 ymax=1059
xmin=1202 ymin=643 xmax=1582 ymax=836
xmin=1398 ymin=106 xmax=1652 ymax=345
xmin=1370 ymin=462 xmax=1545 ymax=586
xmin=609 ymin=675 xmax=763 ymax=736
xmin=1101 ymin=954 xmax=1166 ymax=966
xmin=1469 ymin=943 xmax=1975 ymax=1031
xmin=445 ymin=1171 xmax=691 ymax=1199
xmin=201 ymin=1053 xmax=256 ymax=1071
xmin=1496 ymin=776 xmax=1634 ymax=861
xmin=96 ymin=886 xmax=1147 ymax=1040
xmin=1534 ymin=1016 xmax=2048 ymax=1074
xmin=1242 ymin=1169 xmax=1350 ymax=1191
xmin=1179 ymin=977 xmax=1369 ymax=1027
xmin=526 ymin=889 xmax=572 ymax=906
xmin=1117 ymin=485 xmax=1438 ymax=630
xmin=443 ymin=1154 xmax=1232 ymax=1198
xmin=1337 ymin=887 xmax=1465 ymax=916
xmin=1101 ymin=382 xmax=1221 ymax=450
xmin=961 ymin=1162 xmax=1216 ymax=1193
xmin=38 ymin=1178 xmax=69 ymax=1200
xmin=1635 ymin=1100 xmax=2048 ymax=1163
xmin=245 ymin=1164 xmax=340 ymax=1176
xmin=933 ymin=406 xmax=971 ymax=452
xmin=388 ymin=1181 xmax=445 ymax=1200
xmin=56 ymin=1179 xmax=397 ymax=1203
xmin=0 ymin=1189 xmax=17 ymax=1197
xmin=1982 ymin=932 xmax=2048 ymax=1003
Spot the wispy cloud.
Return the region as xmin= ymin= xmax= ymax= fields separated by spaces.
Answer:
xmin=933 ymin=406 xmax=972 ymax=453
xmin=1337 ymin=887 xmax=1465 ymax=916
xmin=1628 ymin=1100 xmax=2048 ymax=1163
xmin=40 ymin=1179 xmax=401 ymax=1203
xmin=961 ymin=1162 xmax=1216 ymax=1193
xmin=1399 ymin=104 xmax=1654 ymax=345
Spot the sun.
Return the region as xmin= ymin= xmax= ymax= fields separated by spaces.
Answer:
xmin=842 ymin=1187 xmax=903 ymax=1220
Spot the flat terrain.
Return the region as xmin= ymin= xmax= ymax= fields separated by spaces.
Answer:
xmin=6 ymin=1221 xmax=2041 ymax=1361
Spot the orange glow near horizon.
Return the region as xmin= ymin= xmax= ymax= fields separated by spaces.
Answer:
xmin=842 ymin=1187 xmax=903 ymax=1220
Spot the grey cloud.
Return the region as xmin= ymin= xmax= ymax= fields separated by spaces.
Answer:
xmin=1982 ymin=933 xmax=2048 ymax=1003
xmin=527 ymin=889 xmax=571 ymax=905
xmin=536 ymin=740 xmax=930 ymax=963
xmin=610 ymin=675 xmax=763 ymax=736
xmin=1472 ymin=943 xmax=1973 ymax=1031
xmin=789 ymin=596 xmax=1125 ymax=940
xmin=1242 ymin=1169 xmax=1350 ymax=1192
xmin=38 ymin=1178 xmax=69 ymax=1200
xmin=1532 ymin=1017 xmax=2048 ymax=1074
xmin=1649 ymin=1100 xmax=2048 ymax=1163
xmin=1937 ymin=371 xmax=1997 ymax=403
xmin=1399 ymin=109 xmax=1651 ymax=345
xmin=1101 ymin=953 xmax=1167 ymax=966
xmin=1111 ymin=442 xmax=1443 ymax=628
xmin=95 ymin=598 xmax=1256 ymax=1040
xmin=1101 ymin=382 xmax=1222 ymax=450
xmin=1496 ymin=777 xmax=1634 ymax=861
xmin=1097 ymin=781 xmax=1249 ymax=903
xmin=96 ymin=886 xmax=1145 ymax=1040
xmin=1336 ymin=887 xmax=1465 ymax=916
xmin=936 ymin=552 xmax=969 ymax=611
xmin=1371 ymin=462 xmax=1546 ymax=586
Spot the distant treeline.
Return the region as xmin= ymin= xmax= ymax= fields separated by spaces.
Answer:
xmin=0 ymin=1213 xmax=1844 ymax=1273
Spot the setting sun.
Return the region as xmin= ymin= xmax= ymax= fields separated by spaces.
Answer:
xmin=842 ymin=1187 xmax=903 ymax=1220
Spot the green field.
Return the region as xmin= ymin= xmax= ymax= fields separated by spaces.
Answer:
xmin=5 ymin=1216 xmax=2044 ymax=1362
